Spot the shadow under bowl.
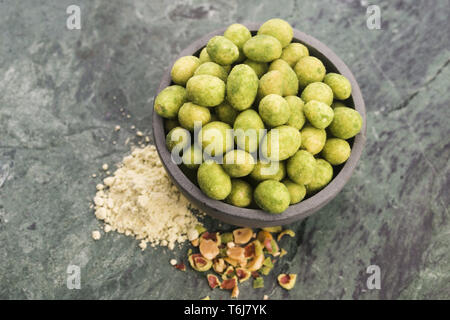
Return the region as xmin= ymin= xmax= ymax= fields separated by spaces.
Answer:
xmin=152 ymin=23 xmax=367 ymax=227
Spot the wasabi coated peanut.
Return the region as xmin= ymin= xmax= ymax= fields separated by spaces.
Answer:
xmin=286 ymin=150 xmax=316 ymax=185
xmin=186 ymin=75 xmax=225 ymax=107
xmin=154 ymin=85 xmax=187 ymax=119
xmin=306 ymin=159 xmax=333 ymax=194
xmin=294 ymin=56 xmax=326 ymax=88
xmin=225 ymin=179 xmax=253 ymax=207
xmin=254 ymin=180 xmax=291 ymax=214
xmin=301 ymin=82 xmax=334 ymax=106
xmin=210 ymin=113 xmax=219 ymax=122
xmin=236 ymin=50 xmax=247 ymax=64
xmin=257 ymin=70 xmax=284 ymax=99
xmin=171 ymin=56 xmax=201 ymax=86
xmin=303 ymin=100 xmax=334 ymax=129
xmin=164 ymin=118 xmax=179 ymax=132
xmin=281 ymin=43 xmax=309 ymax=67
xmin=329 ymin=107 xmax=363 ymax=139
xmin=222 ymin=65 xmax=232 ymax=73
xmin=166 ymin=126 xmax=191 ymax=153
xmin=233 ymin=109 xmax=265 ymax=153
xmin=321 ymin=138 xmax=351 ymax=165
xmin=257 ymin=18 xmax=293 ymax=48
xmin=200 ymin=121 xmax=234 ymax=157
xmin=178 ymin=102 xmax=211 ymax=131
xmin=260 ymin=125 xmax=301 ymax=161
xmin=215 ymin=100 xmax=238 ymax=126
xmin=199 ymin=48 xmax=212 ymax=63
xmin=197 ymin=160 xmax=232 ymax=200
xmin=251 ymin=160 xmax=286 ymax=181
xmin=224 ymin=24 xmax=252 ymax=63
xmin=194 ymin=62 xmax=228 ymax=82
xmin=331 ymin=101 xmax=347 ymax=109
xmin=300 ymin=125 xmax=326 ymax=155
xmin=268 ymin=59 xmax=299 ymax=96
xmin=285 ymin=96 xmax=306 ymax=130
xmin=226 ymin=64 xmax=259 ymax=111
xmin=282 ymin=179 xmax=306 ymax=204
xmin=222 ymin=149 xmax=255 ymax=178
xmin=182 ymin=145 xmax=203 ymax=169
xmin=243 ymin=35 xmax=282 ymax=63
xmin=206 ymin=36 xmax=239 ymax=66
xmin=323 ymin=73 xmax=352 ymax=100
xmin=258 ymin=94 xmax=291 ymax=127
xmin=243 ymin=59 xmax=269 ymax=78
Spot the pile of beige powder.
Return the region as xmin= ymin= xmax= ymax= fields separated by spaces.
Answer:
xmin=93 ymin=144 xmax=203 ymax=250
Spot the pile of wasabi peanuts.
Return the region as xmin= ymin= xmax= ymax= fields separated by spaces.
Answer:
xmin=154 ymin=18 xmax=363 ymax=214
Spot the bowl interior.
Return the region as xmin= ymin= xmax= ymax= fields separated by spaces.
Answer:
xmin=152 ymin=23 xmax=366 ymax=227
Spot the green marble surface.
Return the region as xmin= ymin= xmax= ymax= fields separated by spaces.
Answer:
xmin=0 ymin=0 xmax=448 ymax=299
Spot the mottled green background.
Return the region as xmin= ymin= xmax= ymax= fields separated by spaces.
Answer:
xmin=0 ymin=0 xmax=448 ymax=299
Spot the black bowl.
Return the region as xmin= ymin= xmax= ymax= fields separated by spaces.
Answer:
xmin=152 ymin=23 xmax=366 ymax=227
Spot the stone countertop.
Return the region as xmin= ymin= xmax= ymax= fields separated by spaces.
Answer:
xmin=0 ymin=0 xmax=448 ymax=299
